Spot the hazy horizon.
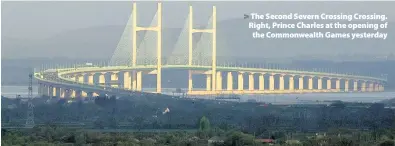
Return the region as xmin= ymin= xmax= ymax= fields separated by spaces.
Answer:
xmin=2 ymin=1 xmax=395 ymax=60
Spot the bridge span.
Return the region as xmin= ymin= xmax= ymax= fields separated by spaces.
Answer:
xmin=35 ymin=64 xmax=386 ymax=98
xmin=34 ymin=3 xmax=386 ymax=99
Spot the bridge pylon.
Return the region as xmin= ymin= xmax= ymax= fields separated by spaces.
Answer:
xmin=188 ymin=6 xmax=217 ymax=93
xmin=132 ymin=2 xmax=162 ymax=93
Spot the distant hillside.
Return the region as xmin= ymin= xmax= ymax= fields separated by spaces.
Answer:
xmin=2 ymin=18 xmax=395 ymax=60
xmin=2 ymin=18 xmax=395 ymax=87
xmin=290 ymin=60 xmax=395 ymax=90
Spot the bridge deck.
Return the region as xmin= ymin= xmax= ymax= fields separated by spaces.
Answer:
xmin=35 ymin=65 xmax=386 ymax=97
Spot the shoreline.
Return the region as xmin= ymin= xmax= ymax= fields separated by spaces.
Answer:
xmin=2 ymin=85 xmax=395 ymax=104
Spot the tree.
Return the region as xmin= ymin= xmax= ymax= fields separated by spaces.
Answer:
xmin=380 ymin=140 xmax=395 ymax=146
xmin=75 ymin=133 xmax=86 ymax=146
xmin=199 ymin=116 xmax=211 ymax=131
xmin=224 ymin=131 xmax=255 ymax=146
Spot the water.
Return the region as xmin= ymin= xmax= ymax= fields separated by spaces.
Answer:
xmin=1 ymin=86 xmax=394 ymax=103
xmin=1 ymin=85 xmax=39 ymax=98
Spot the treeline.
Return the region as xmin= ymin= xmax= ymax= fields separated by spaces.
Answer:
xmin=3 ymin=125 xmax=395 ymax=145
xmin=2 ymin=95 xmax=395 ymax=135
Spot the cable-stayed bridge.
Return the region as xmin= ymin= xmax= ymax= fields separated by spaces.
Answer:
xmin=34 ymin=3 xmax=387 ymax=99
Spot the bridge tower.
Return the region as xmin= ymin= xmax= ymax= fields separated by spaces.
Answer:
xmin=188 ymin=6 xmax=217 ymax=92
xmin=132 ymin=2 xmax=162 ymax=93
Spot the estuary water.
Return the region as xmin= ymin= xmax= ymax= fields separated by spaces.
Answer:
xmin=1 ymin=85 xmax=394 ymax=104
xmin=1 ymin=85 xmax=39 ymax=98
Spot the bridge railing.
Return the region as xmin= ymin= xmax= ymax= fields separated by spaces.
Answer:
xmin=36 ymin=60 xmax=385 ymax=77
xmin=36 ymin=62 xmax=387 ymax=83
xmin=35 ymin=70 xmax=132 ymax=94
xmin=37 ymin=61 xmax=384 ymax=78
xmin=35 ymin=72 xmax=106 ymax=91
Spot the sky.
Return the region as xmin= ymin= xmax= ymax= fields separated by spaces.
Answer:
xmin=3 ymin=1 xmax=394 ymax=39
xmin=2 ymin=1 xmax=395 ymax=59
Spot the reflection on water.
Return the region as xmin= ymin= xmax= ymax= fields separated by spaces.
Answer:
xmin=1 ymin=86 xmax=394 ymax=103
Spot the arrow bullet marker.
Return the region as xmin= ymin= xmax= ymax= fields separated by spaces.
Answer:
xmin=244 ymin=14 xmax=249 ymax=19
